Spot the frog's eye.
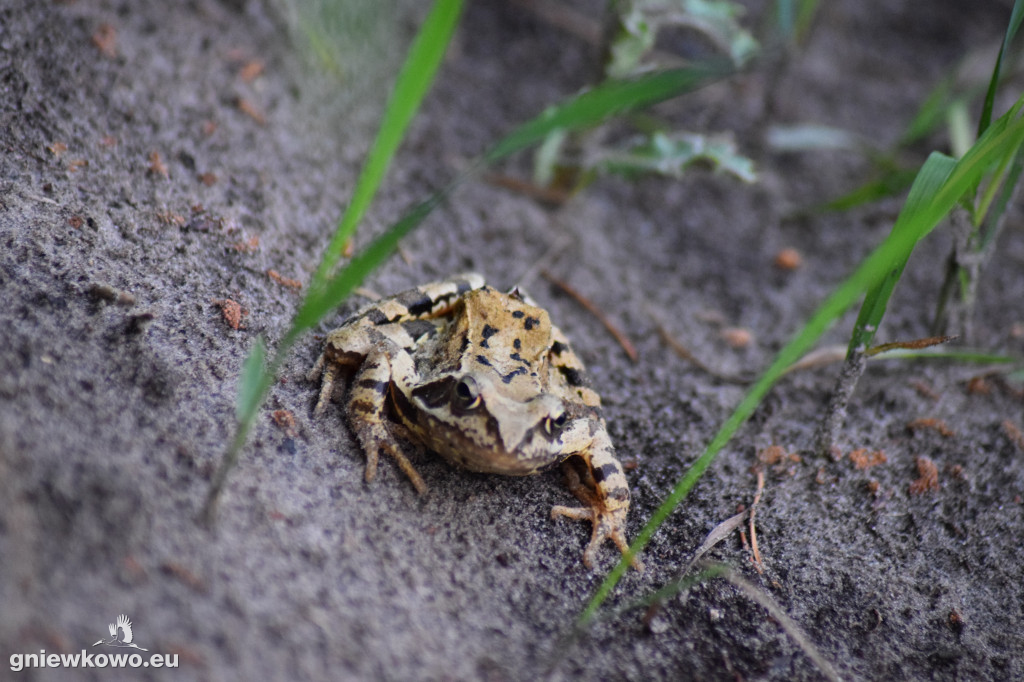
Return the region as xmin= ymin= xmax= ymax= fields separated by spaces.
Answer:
xmin=452 ymin=375 xmax=482 ymax=411
xmin=543 ymin=411 xmax=568 ymax=436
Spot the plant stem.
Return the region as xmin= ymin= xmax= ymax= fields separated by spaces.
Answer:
xmin=814 ymin=349 xmax=867 ymax=457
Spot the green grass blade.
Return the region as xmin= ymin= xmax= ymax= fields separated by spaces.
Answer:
xmin=979 ymin=145 xmax=1024 ymax=249
xmin=579 ymin=101 xmax=1024 ymax=625
xmin=310 ymin=0 xmax=465 ymax=292
xmin=847 ymin=152 xmax=956 ymax=355
xmin=819 ymin=167 xmax=918 ymax=212
xmin=485 ymin=63 xmax=732 ymax=163
xmin=978 ymin=0 xmax=1024 ymax=136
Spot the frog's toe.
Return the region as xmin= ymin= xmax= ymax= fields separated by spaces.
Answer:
xmin=551 ymin=504 xmax=644 ymax=572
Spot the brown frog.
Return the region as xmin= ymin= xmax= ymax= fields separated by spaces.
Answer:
xmin=309 ymin=274 xmax=641 ymax=569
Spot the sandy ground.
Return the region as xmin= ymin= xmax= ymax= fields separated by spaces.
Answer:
xmin=2 ymin=0 xmax=1023 ymax=680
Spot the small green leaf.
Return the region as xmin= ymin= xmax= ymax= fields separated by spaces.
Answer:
xmin=236 ymin=335 xmax=267 ymax=421
xmin=533 ymin=129 xmax=568 ymax=187
xmin=607 ymin=0 xmax=756 ymax=77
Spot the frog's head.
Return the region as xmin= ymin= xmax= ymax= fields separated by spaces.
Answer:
xmin=403 ymin=369 xmax=585 ymax=475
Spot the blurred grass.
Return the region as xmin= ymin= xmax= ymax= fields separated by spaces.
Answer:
xmin=279 ymin=0 xmax=404 ymax=84
xmin=773 ymin=0 xmax=820 ymax=44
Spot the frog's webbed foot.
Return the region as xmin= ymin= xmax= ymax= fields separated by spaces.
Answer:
xmin=551 ymin=457 xmax=644 ymax=571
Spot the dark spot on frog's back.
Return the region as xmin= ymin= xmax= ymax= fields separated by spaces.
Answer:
xmin=500 ymin=367 xmax=527 ymax=384
xmin=511 ymin=311 xmax=525 ymax=319
xmin=524 ymin=316 xmax=540 ymax=331
xmin=475 ymin=354 xmax=492 ymax=367
xmin=479 ymin=324 xmax=498 ymax=348
xmin=349 ymin=398 xmax=377 ymax=415
xmin=396 ymin=289 xmax=434 ymax=317
xmin=550 ymin=341 xmax=569 ymax=355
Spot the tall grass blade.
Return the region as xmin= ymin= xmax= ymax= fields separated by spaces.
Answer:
xmin=978 ymin=0 xmax=1024 ymax=136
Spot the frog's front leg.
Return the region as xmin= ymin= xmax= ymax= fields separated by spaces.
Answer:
xmin=551 ymin=429 xmax=645 ymax=571
xmin=348 ymin=351 xmax=428 ymax=494
xmin=309 ymin=327 xmax=427 ymax=494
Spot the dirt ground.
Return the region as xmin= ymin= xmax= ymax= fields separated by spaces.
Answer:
xmin=2 ymin=0 xmax=1023 ymax=680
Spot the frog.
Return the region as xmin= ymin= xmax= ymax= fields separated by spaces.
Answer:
xmin=308 ymin=273 xmax=642 ymax=570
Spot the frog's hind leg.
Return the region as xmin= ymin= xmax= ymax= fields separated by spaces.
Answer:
xmin=551 ymin=430 xmax=644 ymax=571
xmin=346 ymin=352 xmax=428 ymax=495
